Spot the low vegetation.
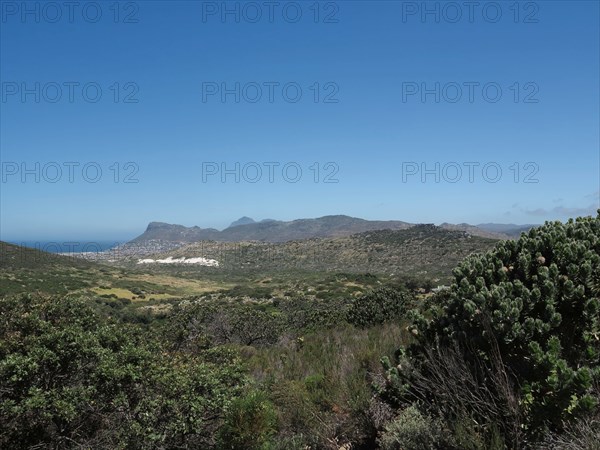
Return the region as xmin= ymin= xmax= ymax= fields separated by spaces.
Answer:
xmin=381 ymin=212 xmax=600 ymax=448
xmin=1 ymin=212 xmax=598 ymax=448
xmin=0 ymin=294 xmax=248 ymax=449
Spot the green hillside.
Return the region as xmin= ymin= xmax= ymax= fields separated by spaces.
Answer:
xmin=0 ymin=242 xmax=230 ymax=299
xmin=136 ymin=225 xmax=499 ymax=283
xmin=0 ymin=241 xmax=107 ymax=295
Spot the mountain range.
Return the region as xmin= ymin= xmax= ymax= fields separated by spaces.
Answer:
xmin=130 ymin=215 xmax=536 ymax=244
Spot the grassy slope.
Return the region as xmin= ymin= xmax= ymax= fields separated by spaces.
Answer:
xmin=0 ymin=241 xmax=110 ymax=295
xmin=0 ymin=241 xmax=231 ymax=298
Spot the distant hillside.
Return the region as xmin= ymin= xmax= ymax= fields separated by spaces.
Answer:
xmin=439 ymin=223 xmax=509 ymax=239
xmin=131 ymin=215 xmax=413 ymax=243
xmin=0 ymin=241 xmax=104 ymax=295
xmin=0 ymin=241 xmax=227 ymax=299
xmin=139 ymin=224 xmax=500 ymax=282
xmin=0 ymin=241 xmax=94 ymax=271
xmin=228 ymin=216 xmax=256 ymax=228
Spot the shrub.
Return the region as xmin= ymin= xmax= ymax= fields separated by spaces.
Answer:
xmin=383 ymin=212 xmax=600 ymax=442
xmin=382 ymin=337 xmax=523 ymax=448
xmin=378 ymin=405 xmax=444 ymax=450
xmin=538 ymin=414 xmax=600 ymax=449
xmin=163 ymin=302 xmax=283 ymax=350
xmin=218 ymin=390 xmax=278 ymax=450
xmin=347 ymin=287 xmax=414 ymax=328
xmin=0 ymin=294 xmax=247 ymax=449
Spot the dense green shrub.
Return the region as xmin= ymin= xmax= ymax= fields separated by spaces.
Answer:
xmin=279 ymin=296 xmax=350 ymax=331
xmin=165 ymin=301 xmax=283 ymax=349
xmin=218 ymin=390 xmax=278 ymax=450
xmin=0 ymin=294 xmax=247 ymax=449
xmin=384 ymin=212 xmax=600 ymax=442
xmin=347 ymin=287 xmax=414 ymax=328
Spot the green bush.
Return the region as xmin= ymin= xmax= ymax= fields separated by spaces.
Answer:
xmin=218 ymin=390 xmax=278 ymax=450
xmin=384 ymin=212 xmax=600 ymax=442
xmin=378 ymin=405 xmax=444 ymax=450
xmin=165 ymin=302 xmax=283 ymax=348
xmin=347 ymin=287 xmax=414 ymax=328
xmin=279 ymin=296 xmax=349 ymax=331
xmin=0 ymin=294 xmax=247 ymax=449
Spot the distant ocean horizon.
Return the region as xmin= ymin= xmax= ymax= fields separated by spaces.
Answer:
xmin=7 ymin=241 xmax=125 ymax=254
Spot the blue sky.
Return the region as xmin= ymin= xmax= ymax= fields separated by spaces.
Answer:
xmin=1 ymin=0 xmax=599 ymax=240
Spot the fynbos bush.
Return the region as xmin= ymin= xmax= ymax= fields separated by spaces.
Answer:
xmin=347 ymin=287 xmax=414 ymax=328
xmin=384 ymin=211 xmax=600 ymax=443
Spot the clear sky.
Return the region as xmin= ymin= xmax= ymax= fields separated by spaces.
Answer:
xmin=1 ymin=0 xmax=599 ymax=240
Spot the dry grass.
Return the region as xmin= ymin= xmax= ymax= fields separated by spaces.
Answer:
xmin=88 ymin=273 xmax=233 ymax=302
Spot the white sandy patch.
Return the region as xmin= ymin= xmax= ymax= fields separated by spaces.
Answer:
xmin=137 ymin=256 xmax=219 ymax=267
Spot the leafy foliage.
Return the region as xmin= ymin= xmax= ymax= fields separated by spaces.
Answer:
xmin=347 ymin=287 xmax=414 ymax=328
xmin=383 ymin=212 xmax=600 ymax=443
xmin=0 ymin=294 xmax=247 ymax=449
